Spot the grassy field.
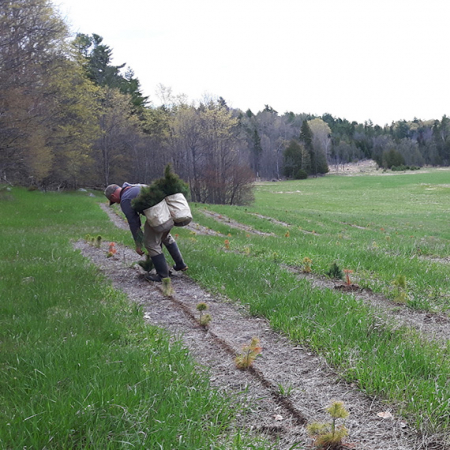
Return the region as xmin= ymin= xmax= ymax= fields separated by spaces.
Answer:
xmin=189 ymin=169 xmax=450 ymax=312
xmin=2 ymin=168 xmax=450 ymax=446
xmin=0 ymin=188 xmax=266 ymax=449
xmin=181 ymin=168 xmax=450 ymax=433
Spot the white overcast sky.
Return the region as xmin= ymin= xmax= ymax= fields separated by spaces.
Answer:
xmin=55 ymin=0 xmax=449 ymax=127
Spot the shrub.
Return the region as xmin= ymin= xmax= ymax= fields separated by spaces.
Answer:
xmin=295 ymin=169 xmax=308 ymax=180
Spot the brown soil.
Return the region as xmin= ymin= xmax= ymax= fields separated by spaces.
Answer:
xmin=72 ymin=203 xmax=450 ymax=450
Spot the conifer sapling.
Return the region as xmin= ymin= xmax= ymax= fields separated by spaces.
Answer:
xmin=235 ymin=337 xmax=262 ymax=370
xmin=307 ymin=401 xmax=349 ymax=449
xmin=107 ymin=242 xmax=117 ymax=257
xmin=162 ymin=277 xmax=174 ymax=297
xmin=196 ymin=302 xmax=212 ymax=327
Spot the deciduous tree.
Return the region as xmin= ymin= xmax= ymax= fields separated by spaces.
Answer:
xmin=0 ymin=0 xmax=67 ymax=183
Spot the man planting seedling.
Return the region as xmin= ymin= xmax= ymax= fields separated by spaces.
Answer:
xmin=104 ymin=165 xmax=190 ymax=282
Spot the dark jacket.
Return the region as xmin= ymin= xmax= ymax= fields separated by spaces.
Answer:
xmin=120 ymin=183 xmax=146 ymax=244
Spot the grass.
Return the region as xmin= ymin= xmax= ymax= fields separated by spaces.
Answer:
xmin=180 ymin=169 xmax=450 ymax=433
xmin=189 ymin=169 xmax=450 ymax=312
xmin=3 ymin=168 xmax=450 ymax=443
xmin=0 ymin=188 xmax=267 ymax=449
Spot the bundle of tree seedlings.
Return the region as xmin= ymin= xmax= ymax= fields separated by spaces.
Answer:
xmin=131 ymin=164 xmax=189 ymax=213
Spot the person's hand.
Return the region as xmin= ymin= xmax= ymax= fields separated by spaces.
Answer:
xmin=136 ymin=247 xmax=144 ymax=256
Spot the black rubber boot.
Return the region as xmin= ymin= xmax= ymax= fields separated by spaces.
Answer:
xmin=166 ymin=242 xmax=188 ymax=272
xmin=145 ymin=253 xmax=170 ymax=282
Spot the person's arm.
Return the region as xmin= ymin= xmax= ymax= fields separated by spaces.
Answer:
xmin=120 ymin=197 xmax=144 ymax=254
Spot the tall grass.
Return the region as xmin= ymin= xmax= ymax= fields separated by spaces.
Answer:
xmin=0 ymin=188 xmax=266 ymax=449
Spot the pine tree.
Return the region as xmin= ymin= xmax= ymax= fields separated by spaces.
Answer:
xmin=300 ymin=120 xmax=315 ymax=175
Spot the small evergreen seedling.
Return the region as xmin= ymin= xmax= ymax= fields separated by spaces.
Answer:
xmin=235 ymin=337 xmax=262 ymax=370
xmin=392 ymin=274 xmax=408 ymax=303
xmin=302 ymin=257 xmax=312 ymax=273
xmin=162 ymin=277 xmax=174 ymax=296
xmin=343 ymin=269 xmax=353 ymax=285
xmin=196 ymin=302 xmax=211 ymax=327
xmin=200 ymin=313 xmax=212 ymax=327
xmin=307 ymin=401 xmax=349 ymax=449
xmin=107 ymin=242 xmax=117 ymax=257
xmin=137 ymin=255 xmax=154 ymax=273
xmin=326 ymin=262 xmax=343 ymax=280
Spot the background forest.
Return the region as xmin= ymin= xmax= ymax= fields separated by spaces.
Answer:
xmin=2 ymin=0 xmax=450 ymax=205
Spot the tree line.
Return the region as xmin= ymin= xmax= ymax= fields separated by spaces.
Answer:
xmin=2 ymin=0 xmax=449 ymax=204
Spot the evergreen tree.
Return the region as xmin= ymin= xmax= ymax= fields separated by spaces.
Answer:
xmin=251 ymin=128 xmax=263 ymax=176
xmin=73 ymin=33 xmax=148 ymax=112
xmin=299 ymin=120 xmax=315 ymax=175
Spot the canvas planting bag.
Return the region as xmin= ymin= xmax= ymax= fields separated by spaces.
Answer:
xmin=165 ymin=193 xmax=192 ymax=227
xmin=143 ymin=199 xmax=174 ymax=233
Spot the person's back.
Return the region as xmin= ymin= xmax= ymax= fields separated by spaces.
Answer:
xmin=104 ymin=182 xmax=187 ymax=282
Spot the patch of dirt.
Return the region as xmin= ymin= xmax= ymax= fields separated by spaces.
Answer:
xmin=184 ymin=220 xmax=227 ymax=237
xmin=73 ymin=203 xmax=450 ymax=450
xmin=248 ymin=213 xmax=290 ymax=228
xmin=327 ymin=160 xmax=434 ymax=177
xmin=199 ymin=209 xmax=275 ymax=236
xmin=328 ymin=160 xmax=379 ymax=175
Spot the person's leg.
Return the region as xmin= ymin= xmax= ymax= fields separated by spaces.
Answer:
xmin=164 ymin=235 xmax=188 ymax=271
xmin=144 ymin=222 xmax=170 ymax=281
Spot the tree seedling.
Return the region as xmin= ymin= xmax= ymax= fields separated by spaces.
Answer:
xmin=107 ymin=242 xmax=117 ymax=257
xmin=326 ymin=262 xmax=343 ymax=280
xmin=235 ymin=337 xmax=262 ymax=370
xmin=162 ymin=277 xmax=174 ymax=296
xmin=196 ymin=302 xmax=212 ymax=327
xmin=302 ymin=257 xmax=312 ymax=273
xmin=137 ymin=254 xmax=154 ymax=273
xmin=392 ymin=274 xmax=408 ymax=303
xmin=307 ymin=401 xmax=349 ymax=449
xmin=343 ymin=269 xmax=353 ymax=285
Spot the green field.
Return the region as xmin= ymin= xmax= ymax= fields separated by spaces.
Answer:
xmin=1 ymin=169 xmax=450 ymax=447
xmin=189 ymin=169 xmax=450 ymax=312
xmin=0 ymin=187 xmax=267 ymax=449
xmin=183 ymin=169 xmax=450 ymax=433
